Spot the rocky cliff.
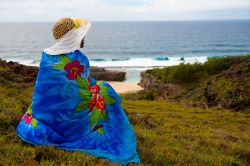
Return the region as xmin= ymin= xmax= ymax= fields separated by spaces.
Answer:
xmin=90 ymin=66 xmax=125 ymax=81
xmin=139 ymin=72 xmax=181 ymax=99
xmin=139 ymin=56 xmax=250 ymax=112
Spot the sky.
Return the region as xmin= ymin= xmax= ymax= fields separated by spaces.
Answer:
xmin=0 ymin=0 xmax=250 ymax=21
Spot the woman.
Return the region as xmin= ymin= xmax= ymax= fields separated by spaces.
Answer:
xmin=16 ymin=18 xmax=141 ymax=165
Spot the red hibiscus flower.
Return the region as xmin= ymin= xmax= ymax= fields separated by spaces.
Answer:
xmin=88 ymin=75 xmax=91 ymax=84
xmin=64 ymin=60 xmax=85 ymax=80
xmin=88 ymin=76 xmax=91 ymax=90
xmin=88 ymin=96 xmax=96 ymax=113
xmin=23 ymin=113 xmax=32 ymax=124
xmin=95 ymin=96 xmax=106 ymax=113
xmin=90 ymin=85 xmax=101 ymax=95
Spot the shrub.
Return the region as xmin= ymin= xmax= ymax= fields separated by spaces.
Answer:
xmin=147 ymin=55 xmax=250 ymax=83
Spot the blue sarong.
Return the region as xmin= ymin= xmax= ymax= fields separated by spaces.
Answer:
xmin=16 ymin=50 xmax=141 ymax=165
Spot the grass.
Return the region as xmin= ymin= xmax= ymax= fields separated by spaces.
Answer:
xmin=0 ymin=83 xmax=250 ymax=165
xmin=122 ymin=100 xmax=250 ymax=165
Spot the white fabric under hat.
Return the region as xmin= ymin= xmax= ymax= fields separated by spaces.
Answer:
xmin=44 ymin=19 xmax=91 ymax=55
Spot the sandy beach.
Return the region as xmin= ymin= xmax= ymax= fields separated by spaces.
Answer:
xmin=107 ymin=81 xmax=144 ymax=94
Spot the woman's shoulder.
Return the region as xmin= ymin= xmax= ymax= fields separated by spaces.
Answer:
xmin=40 ymin=50 xmax=89 ymax=64
xmin=75 ymin=50 xmax=87 ymax=57
xmin=74 ymin=50 xmax=90 ymax=63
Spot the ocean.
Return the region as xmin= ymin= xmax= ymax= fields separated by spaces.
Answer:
xmin=0 ymin=20 xmax=250 ymax=83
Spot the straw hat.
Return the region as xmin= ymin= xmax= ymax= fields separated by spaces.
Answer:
xmin=52 ymin=17 xmax=90 ymax=40
xmin=52 ymin=18 xmax=75 ymax=40
xmin=44 ymin=17 xmax=91 ymax=55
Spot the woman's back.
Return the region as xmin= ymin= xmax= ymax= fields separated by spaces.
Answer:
xmin=16 ymin=17 xmax=140 ymax=165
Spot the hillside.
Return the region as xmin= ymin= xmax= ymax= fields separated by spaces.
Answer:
xmin=139 ymin=55 xmax=250 ymax=112
xmin=0 ymin=58 xmax=250 ymax=165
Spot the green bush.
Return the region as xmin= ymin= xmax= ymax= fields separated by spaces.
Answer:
xmin=147 ymin=55 xmax=250 ymax=83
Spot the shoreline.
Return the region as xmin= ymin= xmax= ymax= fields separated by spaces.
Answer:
xmin=107 ymin=81 xmax=143 ymax=94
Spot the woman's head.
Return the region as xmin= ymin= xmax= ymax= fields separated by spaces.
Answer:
xmin=44 ymin=17 xmax=91 ymax=55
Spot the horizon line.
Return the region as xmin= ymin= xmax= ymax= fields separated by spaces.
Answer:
xmin=0 ymin=19 xmax=250 ymax=23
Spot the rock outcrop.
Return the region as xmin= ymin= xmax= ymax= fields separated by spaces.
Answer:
xmin=139 ymin=72 xmax=181 ymax=99
xmin=139 ymin=57 xmax=250 ymax=111
xmin=90 ymin=66 xmax=126 ymax=81
xmin=0 ymin=60 xmax=38 ymax=88
xmin=202 ymin=59 xmax=250 ymax=111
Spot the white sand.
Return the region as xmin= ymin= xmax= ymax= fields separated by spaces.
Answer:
xmin=107 ymin=81 xmax=144 ymax=94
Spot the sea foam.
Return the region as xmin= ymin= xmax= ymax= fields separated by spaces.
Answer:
xmin=3 ymin=56 xmax=208 ymax=68
xmin=89 ymin=57 xmax=208 ymax=68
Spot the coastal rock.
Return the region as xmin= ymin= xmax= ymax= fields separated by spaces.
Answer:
xmin=0 ymin=60 xmax=38 ymax=87
xmin=90 ymin=66 xmax=126 ymax=81
xmin=139 ymin=57 xmax=250 ymax=111
xmin=139 ymin=71 xmax=181 ymax=99
xmin=202 ymin=59 xmax=250 ymax=111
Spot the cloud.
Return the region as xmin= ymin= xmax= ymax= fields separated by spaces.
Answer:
xmin=128 ymin=0 xmax=250 ymax=20
xmin=156 ymin=0 xmax=249 ymax=12
xmin=102 ymin=0 xmax=150 ymax=6
xmin=0 ymin=0 xmax=249 ymax=21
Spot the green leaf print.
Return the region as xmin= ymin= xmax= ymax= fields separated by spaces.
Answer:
xmin=101 ymin=111 xmax=109 ymax=120
xmin=99 ymin=85 xmax=108 ymax=96
xmin=97 ymin=81 xmax=102 ymax=86
xmin=77 ymin=76 xmax=89 ymax=90
xmin=97 ymin=128 xmax=104 ymax=135
xmin=104 ymin=95 xmax=116 ymax=105
xmin=98 ymin=85 xmax=116 ymax=105
xmin=74 ymin=100 xmax=89 ymax=112
xmin=27 ymin=104 xmax=32 ymax=114
xmin=53 ymin=63 xmax=66 ymax=69
xmin=52 ymin=55 xmax=71 ymax=69
xmin=31 ymin=118 xmax=37 ymax=128
xmin=60 ymin=55 xmax=71 ymax=64
xmin=90 ymin=108 xmax=101 ymax=128
xmin=78 ymin=91 xmax=92 ymax=100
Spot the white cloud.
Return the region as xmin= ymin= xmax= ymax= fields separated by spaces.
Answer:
xmin=137 ymin=0 xmax=250 ymax=12
xmin=0 ymin=0 xmax=249 ymax=21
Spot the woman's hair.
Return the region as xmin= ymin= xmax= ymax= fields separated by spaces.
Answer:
xmin=52 ymin=18 xmax=75 ymax=40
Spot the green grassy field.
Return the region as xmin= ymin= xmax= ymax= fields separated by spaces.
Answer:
xmin=0 ymin=83 xmax=250 ymax=165
xmin=123 ymin=100 xmax=250 ymax=165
